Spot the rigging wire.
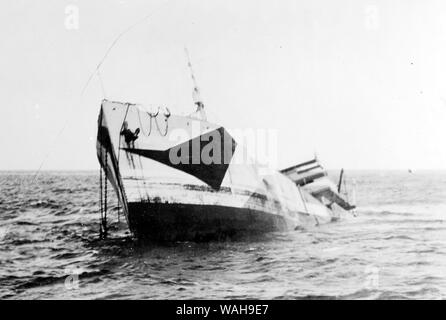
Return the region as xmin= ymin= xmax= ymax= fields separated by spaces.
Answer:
xmin=114 ymin=102 xmax=131 ymax=225
xmin=97 ymin=69 xmax=107 ymax=99
xmin=154 ymin=115 xmax=169 ymax=136
xmin=24 ymin=0 xmax=176 ymax=240
xmin=104 ymin=152 xmax=108 ymax=238
xmin=30 ymin=0 xmax=173 ymax=185
xmin=137 ymin=107 xmax=152 ymax=136
xmin=80 ymin=0 xmax=174 ymax=97
xmin=30 ymin=121 xmax=70 ymax=185
xmin=117 ymin=103 xmax=131 ymax=165
xmin=99 ymin=163 xmax=103 ymax=238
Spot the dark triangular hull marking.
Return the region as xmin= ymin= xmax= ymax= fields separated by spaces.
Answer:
xmin=123 ymin=127 xmax=237 ymax=190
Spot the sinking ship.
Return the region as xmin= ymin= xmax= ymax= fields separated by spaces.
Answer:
xmin=96 ymin=57 xmax=355 ymax=241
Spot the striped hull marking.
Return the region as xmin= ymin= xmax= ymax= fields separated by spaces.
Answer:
xmin=120 ymin=180 xmax=302 ymax=221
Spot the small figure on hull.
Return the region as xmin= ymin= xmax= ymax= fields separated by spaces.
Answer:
xmin=121 ymin=121 xmax=140 ymax=168
xmin=120 ymin=121 xmax=140 ymax=149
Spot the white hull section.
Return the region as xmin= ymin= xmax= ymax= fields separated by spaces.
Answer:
xmin=97 ymin=99 xmax=340 ymax=240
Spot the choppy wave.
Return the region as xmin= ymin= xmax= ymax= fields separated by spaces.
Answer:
xmin=1 ymin=171 xmax=446 ymax=299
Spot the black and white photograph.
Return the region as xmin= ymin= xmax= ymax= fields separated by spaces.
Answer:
xmin=1 ymin=0 xmax=446 ymax=303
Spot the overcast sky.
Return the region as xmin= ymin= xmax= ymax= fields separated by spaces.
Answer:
xmin=1 ymin=0 xmax=446 ymax=170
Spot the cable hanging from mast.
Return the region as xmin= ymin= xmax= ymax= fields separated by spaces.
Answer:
xmin=81 ymin=0 xmax=173 ymax=97
xmin=99 ymin=164 xmax=103 ymax=238
xmin=97 ymin=69 xmax=107 ymax=99
xmin=30 ymin=0 xmax=174 ymax=189
xmin=99 ymin=148 xmax=109 ymax=239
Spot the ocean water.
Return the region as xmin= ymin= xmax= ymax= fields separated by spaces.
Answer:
xmin=1 ymin=170 xmax=446 ymax=299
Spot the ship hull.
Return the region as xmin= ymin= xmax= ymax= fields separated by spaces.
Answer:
xmin=96 ymin=99 xmax=343 ymax=241
xmin=127 ymin=202 xmax=296 ymax=241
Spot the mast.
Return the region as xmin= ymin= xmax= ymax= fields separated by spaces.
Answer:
xmin=184 ymin=47 xmax=206 ymax=120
